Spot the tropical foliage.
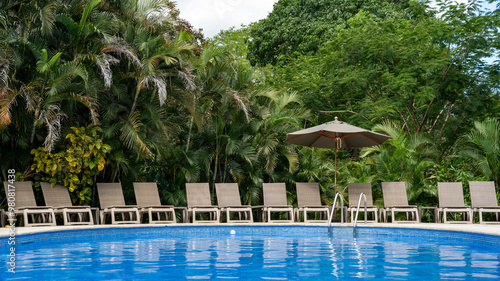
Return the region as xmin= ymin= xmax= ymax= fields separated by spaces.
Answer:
xmin=31 ymin=125 xmax=111 ymax=204
xmin=1 ymin=0 xmax=499 ymax=213
xmin=455 ymin=118 xmax=500 ymax=188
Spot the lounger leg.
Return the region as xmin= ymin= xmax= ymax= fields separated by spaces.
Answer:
xmin=23 ymin=212 xmax=31 ymax=227
xmin=379 ymin=209 xmax=386 ymax=223
xmin=63 ymin=209 xmax=69 ymax=225
xmin=149 ymin=210 xmax=153 ymax=224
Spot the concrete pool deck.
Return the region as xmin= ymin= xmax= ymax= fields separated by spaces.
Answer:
xmin=1 ymin=222 xmax=500 ymax=237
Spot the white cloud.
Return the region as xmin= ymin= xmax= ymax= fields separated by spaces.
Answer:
xmin=175 ymin=0 xmax=494 ymax=39
xmin=175 ymin=0 xmax=279 ymax=38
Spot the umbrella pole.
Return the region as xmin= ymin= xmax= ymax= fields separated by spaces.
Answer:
xmin=334 ymin=142 xmax=337 ymax=195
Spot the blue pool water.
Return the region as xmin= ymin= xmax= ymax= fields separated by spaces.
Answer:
xmin=2 ymin=226 xmax=500 ymax=280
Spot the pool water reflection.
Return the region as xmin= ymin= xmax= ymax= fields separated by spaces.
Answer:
xmin=2 ymin=226 xmax=500 ymax=280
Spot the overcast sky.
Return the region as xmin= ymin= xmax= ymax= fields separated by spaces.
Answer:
xmin=175 ymin=0 xmax=495 ymax=40
xmin=175 ymin=0 xmax=279 ymax=38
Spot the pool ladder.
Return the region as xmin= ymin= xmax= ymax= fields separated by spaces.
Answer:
xmin=352 ymin=193 xmax=367 ymax=238
xmin=327 ymin=192 xmax=344 ymax=235
xmin=328 ymin=192 xmax=367 ymax=238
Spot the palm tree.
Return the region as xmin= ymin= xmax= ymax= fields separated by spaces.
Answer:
xmin=283 ymin=146 xmax=340 ymax=208
xmin=361 ymin=121 xmax=438 ymax=203
xmin=455 ymin=118 xmax=500 ymax=188
xmin=252 ymin=90 xmax=310 ymax=173
xmin=0 ymin=0 xmax=200 ymax=181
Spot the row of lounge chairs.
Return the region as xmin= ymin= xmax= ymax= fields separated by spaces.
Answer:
xmin=359 ymin=181 xmax=500 ymax=224
xmin=2 ymin=180 xmax=499 ymax=226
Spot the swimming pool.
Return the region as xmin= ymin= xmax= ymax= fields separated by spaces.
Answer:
xmin=2 ymin=226 xmax=500 ymax=280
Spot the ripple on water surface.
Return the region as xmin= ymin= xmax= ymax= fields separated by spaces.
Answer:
xmin=2 ymin=226 xmax=500 ymax=280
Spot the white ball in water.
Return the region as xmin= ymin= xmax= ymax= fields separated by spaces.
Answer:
xmin=230 ymin=230 xmax=236 ymax=235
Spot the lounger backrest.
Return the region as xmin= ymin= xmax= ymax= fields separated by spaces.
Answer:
xmin=133 ymin=182 xmax=162 ymax=207
xmin=96 ymin=183 xmax=126 ymax=208
xmin=296 ymin=182 xmax=322 ymax=207
xmin=348 ymin=183 xmax=374 ymax=207
xmin=40 ymin=182 xmax=74 ymax=207
xmin=186 ymin=183 xmax=212 ymax=208
xmin=437 ymin=182 xmax=466 ymax=208
xmin=215 ymin=183 xmax=242 ymax=208
xmin=469 ymin=181 xmax=498 ymax=208
xmin=3 ymin=181 xmax=37 ymax=209
xmin=382 ymin=182 xmax=409 ymax=208
xmin=263 ymin=183 xmax=288 ymax=206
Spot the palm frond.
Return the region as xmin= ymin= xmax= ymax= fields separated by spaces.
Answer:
xmin=56 ymin=13 xmax=80 ymax=35
xmin=102 ymin=40 xmax=142 ymax=68
xmin=142 ymin=74 xmax=168 ymax=105
xmin=0 ymin=89 xmax=17 ymax=126
xmin=119 ymin=111 xmax=153 ymax=157
xmin=39 ymin=2 xmax=59 ymax=37
xmin=95 ymin=53 xmax=119 ymax=87
xmin=79 ymin=0 xmax=101 ymax=35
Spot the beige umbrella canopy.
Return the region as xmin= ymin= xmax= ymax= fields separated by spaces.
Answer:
xmin=285 ymin=117 xmax=391 ymax=194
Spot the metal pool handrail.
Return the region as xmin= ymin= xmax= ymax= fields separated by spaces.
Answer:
xmin=328 ymin=192 xmax=344 ymax=235
xmin=353 ymin=192 xmax=367 ymax=238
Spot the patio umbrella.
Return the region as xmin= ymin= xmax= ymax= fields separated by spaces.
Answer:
xmin=285 ymin=117 xmax=391 ymax=194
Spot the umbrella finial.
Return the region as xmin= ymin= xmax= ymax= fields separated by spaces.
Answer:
xmin=334 ymin=116 xmax=338 ymax=121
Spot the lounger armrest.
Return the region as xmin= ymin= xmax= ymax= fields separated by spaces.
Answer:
xmin=140 ymin=205 xmax=174 ymax=208
xmin=348 ymin=205 xmax=376 ymax=208
xmin=389 ymin=205 xmax=418 ymax=208
xmin=189 ymin=205 xmax=218 ymax=208
xmin=301 ymin=205 xmax=329 ymax=208
xmin=55 ymin=206 xmax=92 ymax=209
xmin=17 ymin=206 xmax=54 ymax=210
xmin=102 ymin=205 xmax=138 ymax=209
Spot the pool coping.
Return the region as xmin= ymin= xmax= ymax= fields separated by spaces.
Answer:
xmin=1 ymin=222 xmax=500 ymax=237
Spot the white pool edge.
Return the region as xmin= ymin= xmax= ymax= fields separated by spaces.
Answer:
xmin=1 ymin=222 xmax=500 ymax=237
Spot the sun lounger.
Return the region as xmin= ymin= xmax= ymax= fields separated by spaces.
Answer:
xmin=469 ymin=181 xmax=500 ymax=224
xmin=40 ymin=182 xmax=94 ymax=225
xmin=186 ymin=183 xmax=220 ymax=223
xmin=262 ymin=183 xmax=294 ymax=223
xmin=380 ymin=182 xmax=419 ymax=223
xmin=133 ymin=182 xmax=177 ymax=224
xmin=96 ymin=183 xmax=140 ymax=224
xmin=3 ymin=181 xmax=56 ymax=227
xmin=295 ymin=182 xmax=329 ymax=223
xmin=215 ymin=183 xmax=254 ymax=223
xmin=436 ymin=182 xmax=472 ymax=223
xmin=347 ymin=183 xmax=378 ymax=223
